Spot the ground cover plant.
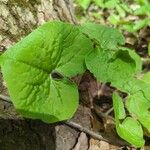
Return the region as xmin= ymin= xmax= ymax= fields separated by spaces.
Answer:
xmin=0 ymin=21 xmax=150 ymax=148
xmin=75 ymin=0 xmax=150 ymax=33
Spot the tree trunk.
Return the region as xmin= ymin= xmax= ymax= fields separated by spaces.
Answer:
xmin=0 ymin=0 xmax=76 ymax=48
xmin=0 ymin=1 xmax=81 ymax=150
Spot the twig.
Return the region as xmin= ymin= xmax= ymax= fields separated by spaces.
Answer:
xmin=0 ymin=94 xmax=12 ymax=103
xmin=93 ymin=104 xmax=115 ymax=122
xmin=97 ymin=83 xmax=106 ymax=98
xmin=105 ymin=107 xmax=114 ymax=116
xmin=65 ymin=120 xmax=108 ymax=142
xmin=0 ymin=94 xmax=132 ymax=147
xmin=65 ymin=120 xmax=131 ymax=147
xmin=141 ymin=57 xmax=150 ymax=64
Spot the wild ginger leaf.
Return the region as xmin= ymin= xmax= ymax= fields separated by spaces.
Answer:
xmin=113 ymin=93 xmax=145 ymax=147
xmin=108 ymin=50 xmax=137 ymax=88
xmin=0 ymin=21 xmax=92 ymax=123
xmin=82 ymin=23 xmax=142 ymax=90
xmin=113 ymin=92 xmax=126 ymax=120
xmin=86 ymin=47 xmax=140 ymax=91
xmin=126 ymin=90 xmax=150 ymax=132
xmin=119 ymin=47 xmax=142 ymax=73
xmin=80 ymin=23 xmax=125 ymax=50
xmin=85 ymin=47 xmax=112 ymax=83
xmin=141 ymin=71 xmax=150 ymax=83
xmin=117 ymin=117 xmax=145 ymax=148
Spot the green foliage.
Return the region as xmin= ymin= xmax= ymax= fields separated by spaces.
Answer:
xmin=0 ymin=21 xmax=150 ymax=147
xmin=148 ymin=42 xmax=150 ymax=55
xmin=81 ymin=23 xmax=141 ymax=91
xmin=0 ymin=21 xmax=92 ymax=123
xmin=76 ymin=0 xmax=91 ymax=9
xmin=80 ymin=23 xmax=125 ymax=49
xmin=126 ymin=89 xmax=150 ymax=133
xmin=113 ymin=93 xmax=145 ymax=147
xmin=75 ymin=0 xmax=150 ymax=33
xmin=79 ymin=22 xmax=149 ymax=147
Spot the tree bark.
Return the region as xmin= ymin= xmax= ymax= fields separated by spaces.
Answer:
xmin=0 ymin=1 xmax=80 ymax=150
xmin=0 ymin=0 xmax=76 ymax=48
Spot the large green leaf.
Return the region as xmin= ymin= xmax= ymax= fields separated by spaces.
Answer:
xmin=113 ymin=92 xmax=145 ymax=147
xmin=0 ymin=21 xmax=92 ymax=123
xmin=85 ymin=46 xmax=140 ymax=90
xmin=80 ymin=23 xmax=125 ymax=50
xmin=81 ymin=23 xmax=140 ymax=90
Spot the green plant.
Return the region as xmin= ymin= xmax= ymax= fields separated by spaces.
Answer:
xmin=0 ymin=21 xmax=150 ymax=147
xmin=75 ymin=0 xmax=150 ymax=33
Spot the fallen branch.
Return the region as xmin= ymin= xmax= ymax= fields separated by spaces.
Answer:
xmin=0 ymin=94 xmax=131 ymax=147
xmin=65 ymin=120 xmax=108 ymax=142
xmin=65 ymin=120 xmax=131 ymax=147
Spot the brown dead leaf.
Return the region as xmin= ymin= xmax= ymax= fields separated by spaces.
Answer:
xmin=89 ymin=139 xmax=119 ymax=150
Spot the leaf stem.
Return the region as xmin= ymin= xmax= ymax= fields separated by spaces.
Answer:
xmin=142 ymin=57 xmax=150 ymax=63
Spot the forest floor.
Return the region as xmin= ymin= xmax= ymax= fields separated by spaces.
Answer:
xmin=0 ymin=0 xmax=150 ymax=150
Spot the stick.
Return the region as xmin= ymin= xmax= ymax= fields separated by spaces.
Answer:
xmin=66 ymin=120 xmax=108 ymax=142
xmin=105 ymin=107 xmax=114 ymax=116
xmin=0 ymin=95 xmax=132 ymax=147
xmin=65 ymin=121 xmax=131 ymax=147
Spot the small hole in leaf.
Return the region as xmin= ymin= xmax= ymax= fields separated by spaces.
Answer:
xmin=51 ymin=71 xmax=64 ymax=80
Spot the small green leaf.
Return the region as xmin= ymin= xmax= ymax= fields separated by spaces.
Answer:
xmin=122 ymin=24 xmax=135 ymax=33
xmin=134 ymin=5 xmax=150 ymax=16
xmin=133 ymin=19 xmax=149 ymax=31
xmin=108 ymin=14 xmax=120 ymax=25
xmin=116 ymin=5 xmax=126 ymax=18
xmin=104 ymin=0 xmax=118 ymax=8
xmin=80 ymin=23 xmax=125 ymax=50
xmin=119 ymin=47 xmax=142 ymax=73
xmin=113 ymin=92 xmax=126 ymax=120
xmin=134 ymin=0 xmax=149 ymax=5
xmin=76 ymin=0 xmax=91 ymax=9
xmin=126 ymin=90 xmax=150 ymax=132
xmin=108 ymin=50 xmax=137 ymax=88
xmin=113 ymin=92 xmax=145 ymax=147
xmin=120 ymin=3 xmax=132 ymax=13
xmin=0 ymin=21 xmax=92 ymax=123
xmin=93 ymin=0 xmax=104 ymax=7
xmin=117 ymin=117 xmax=145 ymax=148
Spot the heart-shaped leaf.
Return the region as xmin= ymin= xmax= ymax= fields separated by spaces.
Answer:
xmin=0 ymin=21 xmax=92 ymax=123
xmin=85 ymin=47 xmax=140 ymax=91
xmin=80 ymin=23 xmax=125 ymax=50
xmin=126 ymin=90 xmax=150 ymax=132
xmin=113 ymin=92 xmax=145 ymax=147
